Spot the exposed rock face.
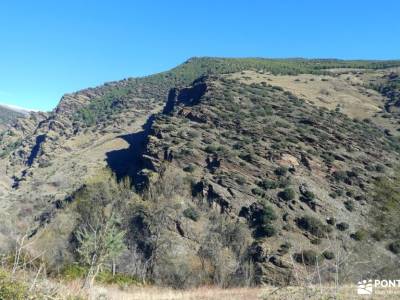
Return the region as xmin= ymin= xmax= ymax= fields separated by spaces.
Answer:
xmin=0 ymin=76 xmax=168 ymax=251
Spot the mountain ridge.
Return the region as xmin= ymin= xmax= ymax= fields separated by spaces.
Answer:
xmin=1 ymin=57 xmax=400 ymax=287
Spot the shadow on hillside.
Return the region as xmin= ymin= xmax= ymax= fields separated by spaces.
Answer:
xmin=27 ymin=134 xmax=46 ymax=166
xmin=105 ymin=115 xmax=155 ymax=189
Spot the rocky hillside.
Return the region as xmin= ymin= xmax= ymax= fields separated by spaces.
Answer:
xmin=0 ymin=104 xmax=26 ymax=130
xmin=1 ymin=58 xmax=400 ymax=287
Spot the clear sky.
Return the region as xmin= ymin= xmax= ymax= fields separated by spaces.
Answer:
xmin=0 ymin=0 xmax=399 ymax=111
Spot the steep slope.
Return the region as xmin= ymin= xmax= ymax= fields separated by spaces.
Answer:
xmin=1 ymin=58 xmax=400 ymax=286
xmin=133 ymin=74 xmax=400 ymax=284
xmin=0 ymin=104 xmax=26 ymax=130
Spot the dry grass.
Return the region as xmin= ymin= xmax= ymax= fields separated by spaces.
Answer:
xmin=87 ymin=285 xmax=264 ymax=300
xmin=228 ymin=70 xmax=400 ymax=136
xmin=5 ymin=266 xmax=400 ymax=299
xmin=60 ymin=283 xmax=400 ymax=300
xmin=229 ymin=70 xmax=383 ymax=119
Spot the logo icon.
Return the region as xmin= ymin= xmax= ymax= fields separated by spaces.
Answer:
xmin=357 ymin=279 xmax=373 ymax=295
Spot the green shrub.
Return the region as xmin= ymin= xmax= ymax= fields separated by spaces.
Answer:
xmin=296 ymin=215 xmax=332 ymax=238
xmin=254 ymin=205 xmax=277 ymax=225
xmin=251 ymin=204 xmax=277 ymax=238
xmin=183 ymin=164 xmax=195 ymax=173
xmin=375 ymin=164 xmax=385 ymax=172
xmin=254 ymin=223 xmax=276 ymax=238
xmin=329 ymin=192 xmax=338 ymax=199
xmin=371 ymin=173 xmax=400 ymax=241
xmin=252 ymin=187 xmax=265 ymax=197
xmin=323 ymin=251 xmax=335 ymax=260
xmin=205 ymin=144 xmax=219 ymax=153
xmin=344 ymin=200 xmax=355 ymax=212
xmin=61 ymin=264 xmax=88 ymax=280
xmin=278 ymin=177 xmax=291 ymax=189
xmin=187 ymin=130 xmax=200 ymax=138
xmin=302 ymin=190 xmax=315 ymax=201
xmin=278 ymin=242 xmax=292 ymax=255
xmin=278 ymin=188 xmax=296 ymax=201
xmin=257 ymin=179 xmax=278 ymax=190
xmin=183 ymin=207 xmax=200 ymax=221
xmin=333 ymin=170 xmax=347 ymax=181
xmin=61 ymin=264 xmax=140 ymax=287
xmin=235 ymin=175 xmax=246 ymax=185
xmin=351 ymin=230 xmax=367 ymax=241
xmin=275 ymin=166 xmax=288 ymax=176
xmin=336 ymin=222 xmax=349 ymax=231
xmin=371 ymin=231 xmax=385 ymax=241
xmin=311 ymin=238 xmax=321 ymax=245
xmin=0 ymin=269 xmax=27 ymax=300
xmin=293 ymin=250 xmax=322 ymax=266
xmin=388 ymin=241 xmax=400 ymax=254
xmin=239 ymin=152 xmax=256 ymax=163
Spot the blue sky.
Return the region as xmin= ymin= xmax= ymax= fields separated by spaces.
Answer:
xmin=0 ymin=1 xmax=399 ymax=111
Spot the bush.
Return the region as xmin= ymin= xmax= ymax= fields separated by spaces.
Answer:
xmin=278 ymin=242 xmax=292 ymax=255
xmin=254 ymin=223 xmax=276 ymax=238
xmin=375 ymin=164 xmax=385 ymax=172
xmin=253 ymin=204 xmax=277 ymax=225
xmin=61 ymin=264 xmax=139 ymax=287
xmin=296 ymin=215 xmax=332 ymax=238
xmin=344 ymin=200 xmax=355 ymax=212
xmin=183 ymin=207 xmax=200 ymax=221
xmin=239 ymin=152 xmax=256 ymax=163
xmin=187 ymin=130 xmax=200 ymax=138
xmin=311 ymin=238 xmax=321 ymax=245
xmin=251 ymin=187 xmax=265 ymax=197
xmin=336 ymin=222 xmax=349 ymax=231
xmin=61 ymin=264 xmax=88 ymax=280
xmin=372 ymin=231 xmax=384 ymax=241
xmin=278 ymin=177 xmax=291 ymax=188
xmin=302 ymin=190 xmax=315 ymax=201
xmin=183 ymin=164 xmax=196 ymax=173
xmin=351 ymin=230 xmax=367 ymax=241
xmin=275 ymin=166 xmax=288 ymax=176
xmin=388 ymin=241 xmax=400 ymax=254
xmin=333 ymin=170 xmax=347 ymax=181
xmin=257 ymin=179 xmax=278 ymax=190
xmin=293 ymin=250 xmax=322 ymax=266
xmin=326 ymin=217 xmax=336 ymax=225
xmin=251 ymin=204 xmax=277 ymax=238
xmin=205 ymin=144 xmax=219 ymax=153
xmin=278 ymin=188 xmax=296 ymax=201
xmin=235 ymin=175 xmax=246 ymax=185
xmin=323 ymin=251 xmax=335 ymax=260
xmin=0 ymin=269 xmax=27 ymax=300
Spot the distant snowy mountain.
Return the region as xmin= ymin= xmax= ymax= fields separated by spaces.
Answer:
xmin=0 ymin=103 xmax=33 ymax=115
xmin=0 ymin=103 xmax=28 ymax=128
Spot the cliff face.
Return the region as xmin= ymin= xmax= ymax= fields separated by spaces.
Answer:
xmin=1 ymin=58 xmax=400 ymax=286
